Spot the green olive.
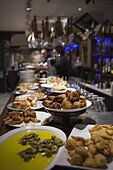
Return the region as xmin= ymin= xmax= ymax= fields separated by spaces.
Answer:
xmin=52 ymin=145 xmax=58 ymax=153
xmin=31 ymin=147 xmax=38 ymax=154
xmin=46 ymin=139 xmax=54 ymax=144
xmin=24 ymin=154 xmax=30 ymax=162
xmin=21 ymin=140 xmax=27 ymax=145
xmin=26 ymin=133 xmax=34 ymax=139
xmin=39 ymin=144 xmax=47 ymax=148
xmin=39 ymin=148 xmax=45 ymax=152
xmin=45 ymin=150 xmax=52 ymax=157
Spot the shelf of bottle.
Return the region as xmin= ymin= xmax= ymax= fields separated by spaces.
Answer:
xmin=102 ymin=52 xmax=113 ymax=55
xmin=92 ymin=51 xmax=113 ymax=55
xmin=102 ymin=73 xmax=113 ymax=78
xmin=94 ymin=69 xmax=100 ymax=72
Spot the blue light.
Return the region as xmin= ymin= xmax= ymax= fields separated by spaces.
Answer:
xmin=64 ymin=44 xmax=78 ymax=54
xmin=95 ymin=69 xmax=100 ymax=72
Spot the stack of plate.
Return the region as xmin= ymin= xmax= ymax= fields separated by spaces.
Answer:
xmin=20 ymin=70 xmax=35 ymax=82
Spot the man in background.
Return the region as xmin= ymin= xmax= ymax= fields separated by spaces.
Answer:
xmin=35 ymin=48 xmax=48 ymax=73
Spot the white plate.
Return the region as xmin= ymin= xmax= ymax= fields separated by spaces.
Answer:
xmin=13 ymin=93 xmax=47 ymax=101
xmin=12 ymin=89 xmax=39 ymax=95
xmin=56 ymin=125 xmax=112 ymax=170
xmin=7 ymin=101 xmax=43 ymax=111
xmin=8 ymin=111 xmax=53 ymax=127
xmin=46 ymin=87 xmax=76 ymax=94
xmin=43 ymin=100 xmax=91 ymax=114
xmin=0 ymin=126 xmax=66 ymax=170
xmin=39 ymin=78 xmax=48 ymax=81
xmin=41 ymin=83 xmax=53 ymax=88
xmin=29 ymin=86 xmax=39 ymax=90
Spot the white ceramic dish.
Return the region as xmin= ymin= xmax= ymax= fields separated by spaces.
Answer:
xmin=12 ymin=89 xmax=39 ymax=95
xmin=56 ymin=125 xmax=112 ymax=170
xmin=39 ymin=78 xmax=48 ymax=81
xmin=0 ymin=126 xmax=66 ymax=170
xmin=46 ymin=87 xmax=76 ymax=94
xmin=7 ymin=101 xmax=43 ymax=111
xmin=43 ymin=100 xmax=92 ymax=114
xmin=41 ymin=83 xmax=53 ymax=88
xmin=8 ymin=111 xmax=53 ymax=127
xmin=12 ymin=93 xmax=47 ymax=100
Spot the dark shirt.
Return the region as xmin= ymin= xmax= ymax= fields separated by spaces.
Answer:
xmin=53 ymin=55 xmax=76 ymax=77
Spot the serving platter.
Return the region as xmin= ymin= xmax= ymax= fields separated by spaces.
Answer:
xmin=0 ymin=126 xmax=66 ymax=170
xmin=12 ymin=89 xmax=39 ymax=95
xmin=43 ymin=100 xmax=91 ymax=115
xmin=55 ymin=125 xmax=113 ymax=170
xmin=12 ymin=93 xmax=47 ymax=100
xmin=7 ymin=101 xmax=43 ymax=111
xmin=8 ymin=111 xmax=53 ymax=127
xmin=41 ymin=83 xmax=53 ymax=88
xmin=46 ymin=87 xmax=77 ymax=94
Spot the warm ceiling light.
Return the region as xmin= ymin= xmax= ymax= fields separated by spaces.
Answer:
xmin=27 ymin=34 xmax=32 ymax=42
xmin=26 ymin=7 xmax=31 ymax=11
xmin=26 ymin=1 xmax=31 ymax=11
xmin=78 ymin=8 xmax=82 ymax=11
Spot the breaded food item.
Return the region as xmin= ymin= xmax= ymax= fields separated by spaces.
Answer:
xmin=85 ymin=138 xmax=94 ymax=146
xmin=52 ymin=85 xmax=66 ymax=91
xmin=47 ymin=96 xmax=55 ymax=101
xmin=31 ymin=97 xmax=38 ymax=107
xmin=53 ymin=94 xmax=66 ymax=102
xmin=71 ymin=136 xmax=85 ymax=145
xmin=79 ymin=100 xmax=87 ymax=108
xmin=73 ymin=101 xmax=81 ymax=109
xmin=80 ymin=95 xmax=86 ymax=101
xmin=66 ymin=90 xmax=80 ymax=102
xmin=65 ymin=124 xmax=112 ymax=168
xmin=19 ymin=101 xmax=30 ymax=109
xmin=77 ymin=90 xmax=81 ymax=96
xmin=88 ymin=144 xmax=97 ymax=155
xmin=65 ymin=139 xmax=76 ymax=150
xmin=42 ymin=99 xmax=53 ymax=108
xmin=83 ymin=157 xmax=97 ymax=168
xmin=23 ymin=117 xmax=31 ymax=123
xmin=62 ymin=98 xmax=73 ymax=109
xmin=12 ymin=101 xmax=21 ymax=108
xmin=51 ymin=102 xmax=61 ymax=109
xmin=31 ymin=117 xmax=41 ymax=123
xmin=94 ymin=153 xmax=107 ymax=167
xmin=27 ymin=96 xmax=34 ymax=102
xmin=10 ymin=119 xmax=23 ymax=125
xmin=19 ymin=88 xmax=28 ymax=94
xmin=43 ymin=90 xmax=86 ymax=110
xmin=37 ymin=92 xmax=45 ymax=99
xmin=68 ymin=153 xmax=84 ymax=166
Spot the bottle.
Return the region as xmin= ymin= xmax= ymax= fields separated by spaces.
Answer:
xmin=111 ymin=57 xmax=113 ymax=74
xmin=107 ymin=57 xmax=111 ymax=73
xmin=104 ymin=57 xmax=108 ymax=74
xmin=106 ymin=19 xmax=111 ymax=34
xmin=102 ymin=58 xmax=106 ymax=74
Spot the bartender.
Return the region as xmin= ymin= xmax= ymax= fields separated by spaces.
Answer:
xmin=51 ymin=45 xmax=76 ymax=79
xmin=35 ymin=48 xmax=48 ymax=73
xmin=35 ymin=48 xmax=54 ymax=79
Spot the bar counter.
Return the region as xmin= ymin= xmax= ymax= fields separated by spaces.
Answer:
xmin=0 ymin=91 xmax=113 ymax=138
